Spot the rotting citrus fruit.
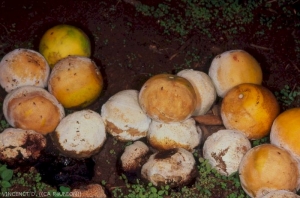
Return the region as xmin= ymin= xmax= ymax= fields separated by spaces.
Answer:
xmin=209 ymin=49 xmax=263 ymax=97
xmin=270 ymin=107 xmax=300 ymax=161
xmin=39 ymin=24 xmax=91 ymax=68
xmin=139 ymin=73 xmax=197 ymax=123
xmin=3 ymin=86 xmax=65 ymax=135
xmin=239 ymin=144 xmax=300 ymax=198
xmin=0 ymin=48 xmax=50 ymax=92
xmin=177 ymin=69 xmax=217 ymax=116
xmin=221 ymin=83 xmax=280 ymax=140
xmin=48 ymin=56 xmax=103 ymax=109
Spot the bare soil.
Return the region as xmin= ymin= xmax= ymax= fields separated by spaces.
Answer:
xmin=1 ymin=0 xmax=300 ymax=197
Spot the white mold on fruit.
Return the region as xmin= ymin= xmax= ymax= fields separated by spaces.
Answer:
xmin=51 ymin=109 xmax=106 ymax=158
xmin=101 ymin=89 xmax=151 ymax=141
xmin=0 ymin=48 xmax=50 ymax=92
xmin=203 ymin=129 xmax=251 ymax=176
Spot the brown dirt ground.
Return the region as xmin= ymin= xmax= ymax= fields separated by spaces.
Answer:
xmin=1 ymin=0 xmax=300 ymax=197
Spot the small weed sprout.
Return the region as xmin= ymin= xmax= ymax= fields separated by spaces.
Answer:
xmin=135 ymin=0 xmax=263 ymax=37
xmin=275 ymin=85 xmax=300 ymax=107
xmin=110 ymin=149 xmax=116 ymax=155
xmin=0 ymin=119 xmax=9 ymax=132
xmin=188 ymin=157 xmax=248 ymax=198
xmin=101 ymin=180 xmax=107 ymax=185
xmin=56 ymin=186 xmax=71 ymax=198
xmin=112 ymin=156 xmax=249 ymax=197
xmin=113 ymin=174 xmax=169 ymax=198
xmin=252 ymin=136 xmax=270 ymax=147
xmin=0 ymin=103 xmax=10 ymax=132
xmin=0 ymin=163 xmax=13 ymax=192
xmin=10 ymin=168 xmax=52 ymax=192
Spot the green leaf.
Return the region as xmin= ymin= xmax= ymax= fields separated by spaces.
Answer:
xmin=59 ymin=185 xmax=70 ymax=193
xmin=158 ymin=190 xmax=165 ymax=195
xmin=0 ymin=164 xmax=7 ymax=173
xmin=164 ymin=185 xmax=170 ymax=190
xmin=150 ymin=186 xmax=157 ymax=193
xmin=1 ymin=169 xmax=13 ymax=181
xmin=1 ymin=180 xmax=11 ymax=188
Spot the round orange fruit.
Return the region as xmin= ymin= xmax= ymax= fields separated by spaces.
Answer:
xmin=39 ymin=24 xmax=91 ymax=68
xmin=209 ymin=49 xmax=263 ymax=97
xmin=239 ymin=144 xmax=300 ymax=198
xmin=48 ymin=56 xmax=103 ymax=109
xmin=0 ymin=48 xmax=50 ymax=92
xmin=221 ymin=83 xmax=280 ymax=140
xmin=270 ymin=108 xmax=300 ymax=161
xmin=3 ymin=86 xmax=65 ymax=135
xmin=139 ymin=73 xmax=197 ymax=123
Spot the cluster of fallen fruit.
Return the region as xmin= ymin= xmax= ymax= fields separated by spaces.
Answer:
xmin=0 ymin=24 xmax=300 ymax=198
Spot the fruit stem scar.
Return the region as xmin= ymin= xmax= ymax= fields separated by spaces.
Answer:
xmin=239 ymin=93 xmax=244 ymax=99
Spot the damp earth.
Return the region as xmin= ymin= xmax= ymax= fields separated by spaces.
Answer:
xmin=1 ymin=0 xmax=300 ymax=197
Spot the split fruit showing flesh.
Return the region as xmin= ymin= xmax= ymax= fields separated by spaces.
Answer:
xmin=0 ymin=128 xmax=47 ymax=166
xmin=221 ymin=83 xmax=280 ymax=140
xmin=48 ymin=56 xmax=103 ymax=109
xmin=0 ymin=48 xmax=50 ymax=92
xmin=3 ymin=86 xmax=65 ymax=135
xmin=239 ymin=144 xmax=300 ymax=198
xmin=209 ymin=49 xmax=263 ymax=97
xmin=39 ymin=24 xmax=91 ymax=68
xmin=139 ymin=73 xmax=197 ymax=123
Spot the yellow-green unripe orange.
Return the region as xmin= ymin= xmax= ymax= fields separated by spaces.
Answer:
xmin=39 ymin=24 xmax=91 ymax=68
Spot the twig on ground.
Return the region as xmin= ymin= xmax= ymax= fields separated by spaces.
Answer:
xmin=250 ymin=44 xmax=273 ymax=51
xmin=193 ymin=114 xmax=223 ymax=125
xmin=0 ymin=23 xmax=9 ymax=34
xmin=291 ymin=83 xmax=298 ymax=92
xmin=122 ymin=0 xmax=141 ymax=6
xmin=169 ymin=35 xmax=197 ymax=60
xmin=289 ymin=59 xmax=300 ymax=73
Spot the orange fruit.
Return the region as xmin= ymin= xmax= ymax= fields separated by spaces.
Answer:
xmin=270 ymin=108 xmax=300 ymax=161
xmin=3 ymin=86 xmax=65 ymax=135
xmin=39 ymin=24 xmax=91 ymax=68
xmin=239 ymin=144 xmax=299 ymax=198
xmin=221 ymin=83 xmax=280 ymax=140
xmin=139 ymin=73 xmax=197 ymax=123
xmin=48 ymin=56 xmax=103 ymax=109
xmin=209 ymin=49 xmax=263 ymax=97
xmin=0 ymin=48 xmax=50 ymax=92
